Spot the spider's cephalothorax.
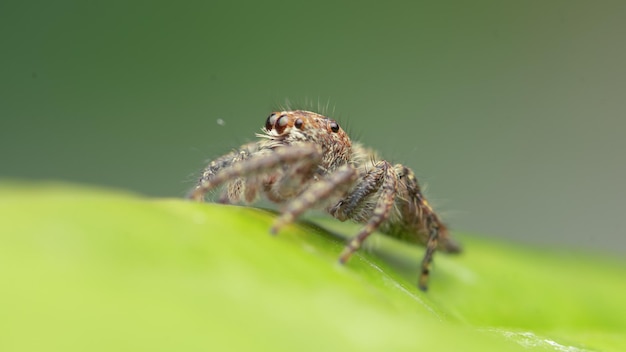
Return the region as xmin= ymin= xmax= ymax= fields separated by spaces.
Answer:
xmin=188 ymin=110 xmax=461 ymax=291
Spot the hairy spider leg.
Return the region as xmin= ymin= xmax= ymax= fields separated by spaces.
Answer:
xmin=188 ymin=144 xmax=321 ymax=202
xmin=338 ymin=161 xmax=398 ymax=263
xmin=419 ymin=213 xmax=441 ymax=291
xmin=397 ymin=165 xmax=446 ymax=290
xmin=270 ymin=164 xmax=357 ymax=234
xmin=190 ymin=142 xmax=256 ymax=203
xmin=219 ymin=145 xmax=256 ymax=203
xmin=401 ymin=166 xmax=461 ymax=254
xmin=329 ymin=161 xmax=385 ymax=222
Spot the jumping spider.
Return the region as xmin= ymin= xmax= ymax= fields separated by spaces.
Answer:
xmin=188 ymin=110 xmax=461 ymax=291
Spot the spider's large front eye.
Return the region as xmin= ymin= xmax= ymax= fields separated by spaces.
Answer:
xmin=329 ymin=121 xmax=340 ymax=133
xmin=265 ymin=113 xmax=277 ymax=131
xmin=275 ymin=114 xmax=289 ymax=134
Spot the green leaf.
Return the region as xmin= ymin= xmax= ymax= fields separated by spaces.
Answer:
xmin=1 ymin=182 xmax=624 ymax=351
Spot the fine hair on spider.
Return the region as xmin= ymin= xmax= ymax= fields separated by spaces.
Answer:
xmin=188 ymin=110 xmax=461 ymax=291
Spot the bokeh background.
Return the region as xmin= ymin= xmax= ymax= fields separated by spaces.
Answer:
xmin=2 ymin=1 xmax=625 ymax=254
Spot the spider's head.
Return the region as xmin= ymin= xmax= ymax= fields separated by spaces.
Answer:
xmin=262 ymin=110 xmax=352 ymax=168
xmin=263 ymin=110 xmax=348 ymax=143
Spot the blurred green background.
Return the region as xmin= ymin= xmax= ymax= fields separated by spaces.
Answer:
xmin=2 ymin=1 xmax=625 ymax=254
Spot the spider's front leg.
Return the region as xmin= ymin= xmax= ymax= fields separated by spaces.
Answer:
xmin=188 ymin=143 xmax=255 ymax=202
xmin=187 ymin=144 xmax=321 ymax=202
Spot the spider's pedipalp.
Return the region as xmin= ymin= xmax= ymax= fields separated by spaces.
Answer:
xmin=265 ymin=152 xmax=323 ymax=202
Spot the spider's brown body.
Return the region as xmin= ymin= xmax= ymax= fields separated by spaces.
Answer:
xmin=188 ymin=110 xmax=461 ymax=290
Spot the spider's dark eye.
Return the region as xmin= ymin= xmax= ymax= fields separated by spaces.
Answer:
xmin=329 ymin=121 xmax=340 ymax=133
xmin=275 ymin=114 xmax=288 ymax=134
xmin=294 ymin=118 xmax=304 ymax=129
xmin=265 ymin=113 xmax=277 ymax=131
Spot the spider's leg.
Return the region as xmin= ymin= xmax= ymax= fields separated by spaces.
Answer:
xmin=270 ymin=164 xmax=357 ymax=234
xmin=338 ymin=161 xmax=397 ymax=263
xmin=328 ymin=162 xmax=383 ymax=222
xmin=188 ymin=144 xmax=321 ymax=202
xmin=437 ymin=222 xmax=461 ymax=254
xmin=418 ymin=214 xmax=440 ymax=291
xmin=400 ymin=165 xmax=461 ymax=254
xmin=396 ymin=164 xmax=452 ymax=291
xmin=190 ymin=143 xmax=256 ymax=202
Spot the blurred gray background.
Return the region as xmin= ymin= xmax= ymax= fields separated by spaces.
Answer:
xmin=2 ymin=1 xmax=625 ymax=254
